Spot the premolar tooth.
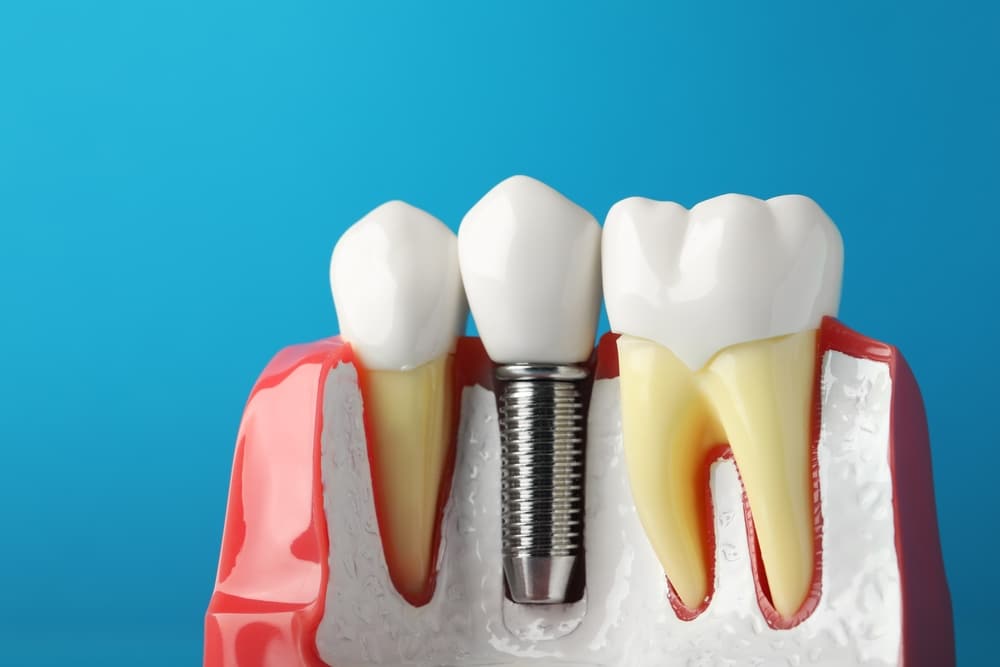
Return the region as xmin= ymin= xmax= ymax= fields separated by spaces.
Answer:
xmin=330 ymin=201 xmax=467 ymax=604
xmin=604 ymin=193 xmax=842 ymax=619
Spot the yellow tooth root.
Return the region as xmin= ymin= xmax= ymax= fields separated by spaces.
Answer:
xmin=617 ymin=336 xmax=722 ymax=609
xmin=362 ymin=355 xmax=454 ymax=604
xmin=617 ymin=331 xmax=818 ymax=619
xmin=702 ymin=331 xmax=817 ymax=618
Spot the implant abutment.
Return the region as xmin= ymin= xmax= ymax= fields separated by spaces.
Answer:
xmin=496 ymin=362 xmax=589 ymax=605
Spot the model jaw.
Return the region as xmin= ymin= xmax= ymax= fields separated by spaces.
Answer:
xmin=207 ymin=179 xmax=953 ymax=665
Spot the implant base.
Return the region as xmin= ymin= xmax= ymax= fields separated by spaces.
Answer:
xmin=504 ymin=555 xmax=582 ymax=605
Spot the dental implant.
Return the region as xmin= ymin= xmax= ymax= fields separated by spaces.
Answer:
xmin=457 ymin=175 xmax=603 ymax=604
xmin=495 ymin=363 xmax=589 ymax=603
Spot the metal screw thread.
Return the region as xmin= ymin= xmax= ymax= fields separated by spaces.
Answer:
xmin=497 ymin=364 xmax=588 ymax=560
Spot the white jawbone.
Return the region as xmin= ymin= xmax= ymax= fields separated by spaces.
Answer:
xmin=315 ymin=348 xmax=900 ymax=667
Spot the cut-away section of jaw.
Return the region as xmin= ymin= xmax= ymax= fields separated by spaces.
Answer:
xmin=603 ymin=192 xmax=843 ymax=623
xmin=205 ymin=318 xmax=954 ymax=667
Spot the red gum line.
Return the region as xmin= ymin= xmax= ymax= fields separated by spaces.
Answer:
xmin=204 ymin=318 xmax=954 ymax=666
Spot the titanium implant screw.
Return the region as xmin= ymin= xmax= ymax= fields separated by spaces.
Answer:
xmin=496 ymin=363 xmax=588 ymax=604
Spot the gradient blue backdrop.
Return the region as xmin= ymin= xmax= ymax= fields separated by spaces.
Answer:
xmin=1 ymin=1 xmax=996 ymax=664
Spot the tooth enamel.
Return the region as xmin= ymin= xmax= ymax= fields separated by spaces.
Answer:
xmin=604 ymin=193 xmax=843 ymax=618
xmin=329 ymin=200 xmax=467 ymax=603
xmin=458 ymin=175 xmax=603 ymax=365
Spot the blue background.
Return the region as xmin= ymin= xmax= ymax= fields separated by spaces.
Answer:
xmin=1 ymin=1 xmax=996 ymax=664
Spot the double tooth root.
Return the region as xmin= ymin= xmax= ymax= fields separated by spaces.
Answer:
xmin=618 ymin=331 xmax=816 ymax=617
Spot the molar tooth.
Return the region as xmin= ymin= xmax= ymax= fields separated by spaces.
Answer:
xmin=330 ymin=201 xmax=467 ymax=605
xmin=603 ymin=193 xmax=842 ymax=618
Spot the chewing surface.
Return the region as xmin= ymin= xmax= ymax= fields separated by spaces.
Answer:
xmin=316 ymin=351 xmax=900 ymax=666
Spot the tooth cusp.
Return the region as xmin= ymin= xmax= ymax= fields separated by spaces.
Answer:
xmin=603 ymin=193 xmax=843 ymax=371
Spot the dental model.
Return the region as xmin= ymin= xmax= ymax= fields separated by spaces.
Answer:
xmin=458 ymin=175 xmax=602 ymax=604
xmin=205 ymin=181 xmax=954 ymax=667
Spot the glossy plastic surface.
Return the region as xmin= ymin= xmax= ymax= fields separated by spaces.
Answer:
xmin=602 ymin=194 xmax=843 ymax=370
xmin=458 ymin=175 xmax=603 ymax=364
xmin=330 ymin=201 xmax=466 ymax=371
xmin=204 ymin=339 xmax=348 ymax=667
